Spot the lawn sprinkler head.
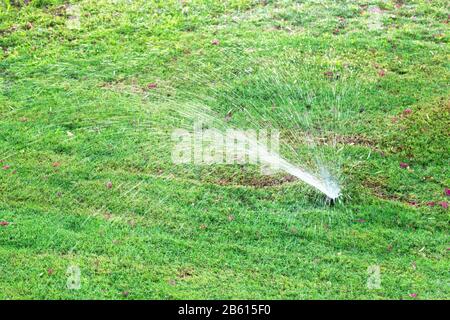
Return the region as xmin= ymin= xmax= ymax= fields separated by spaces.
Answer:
xmin=327 ymin=194 xmax=340 ymax=206
xmin=319 ymin=167 xmax=341 ymax=204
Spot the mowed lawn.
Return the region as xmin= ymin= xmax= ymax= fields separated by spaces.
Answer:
xmin=0 ymin=0 xmax=449 ymax=299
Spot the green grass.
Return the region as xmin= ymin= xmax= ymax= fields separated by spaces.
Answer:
xmin=0 ymin=0 xmax=449 ymax=299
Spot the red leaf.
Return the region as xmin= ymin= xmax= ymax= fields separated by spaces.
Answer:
xmin=399 ymin=162 xmax=409 ymax=169
xmin=323 ymin=71 xmax=334 ymax=79
xmin=439 ymin=201 xmax=448 ymax=209
xmin=444 ymin=188 xmax=450 ymax=197
xmin=106 ymin=181 xmax=113 ymax=189
xmin=403 ymin=108 xmax=412 ymax=115
xmin=211 ymin=39 xmax=220 ymax=45
xmin=147 ymin=83 xmax=157 ymax=89
xmin=0 ymin=221 xmax=9 ymax=226
xmin=2 ymin=165 xmax=10 ymax=170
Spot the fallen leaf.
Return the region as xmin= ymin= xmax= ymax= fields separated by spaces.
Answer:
xmin=147 ymin=83 xmax=157 ymax=89
xmin=0 ymin=221 xmax=9 ymax=226
xmin=439 ymin=201 xmax=448 ymax=209
xmin=403 ymin=108 xmax=412 ymax=115
xmin=2 ymin=165 xmax=10 ymax=170
xmin=399 ymin=162 xmax=409 ymax=169
xmin=323 ymin=71 xmax=334 ymax=79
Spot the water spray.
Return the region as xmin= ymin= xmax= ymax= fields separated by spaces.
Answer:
xmin=227 ymin=130 xmax=341 ymax=200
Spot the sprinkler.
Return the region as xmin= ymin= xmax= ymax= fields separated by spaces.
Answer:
xmin=214 ymin=129 xmax=342 ymax=200
xmin=327 ymin=196 xmax=339 ymax=206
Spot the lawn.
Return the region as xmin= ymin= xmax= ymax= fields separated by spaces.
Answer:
xmin=0 ymin=0 xmax=448 ymax=299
